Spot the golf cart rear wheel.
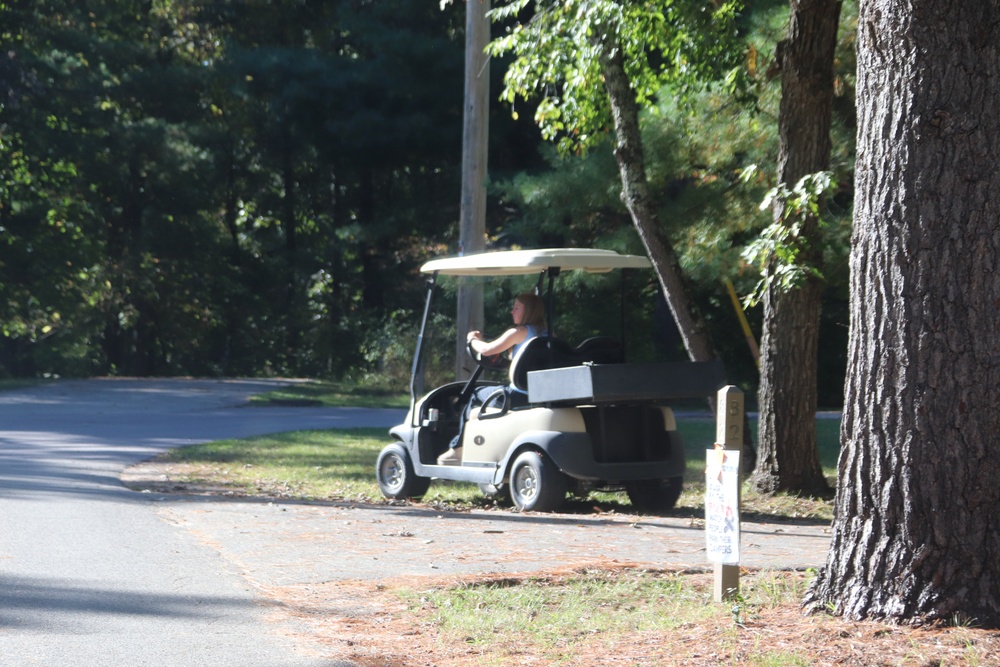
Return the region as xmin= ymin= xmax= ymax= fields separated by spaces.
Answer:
xmin=625 ymin=476 xmax=683 ymax=513
xmin=509 ymin=451 xmax=568 ymax=512
xmin=376 ymin=443 xmax=430 ymax=500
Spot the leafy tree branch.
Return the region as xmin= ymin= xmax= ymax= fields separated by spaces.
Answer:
xmin=741 ymin=169 xmax=837 ymax=308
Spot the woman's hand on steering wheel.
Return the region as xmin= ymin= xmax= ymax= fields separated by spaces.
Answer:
xmin=466 ymin=337 xmax=509 ymax=372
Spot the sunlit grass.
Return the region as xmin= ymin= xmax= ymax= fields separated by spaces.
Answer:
xmin=248 ymin=380 xmax=409 ymax=409
xmin=408 ymin=571 xmax=710 ymax=644
xmin=160 ymin=428 xmax=391 ymax=501
xmin=148 ymin=410 xmax=839 ymax=519
xmin=672 ymin=416 xmax=838 ymax=521
xmin=399 ymin=569 xmax=816 ymax=665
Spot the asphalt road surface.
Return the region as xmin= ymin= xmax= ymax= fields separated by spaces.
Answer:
xmin=0 ymin=378 xmax=402 ymax=667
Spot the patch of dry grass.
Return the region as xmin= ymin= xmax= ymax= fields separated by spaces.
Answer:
xmin=267 ymin=568 xmax=1000 ymax=667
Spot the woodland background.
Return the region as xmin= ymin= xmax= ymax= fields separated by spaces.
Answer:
xmin=0 ymin=1 xmax=856 ymax=404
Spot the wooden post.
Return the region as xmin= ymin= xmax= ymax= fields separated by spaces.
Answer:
xmin=713 ymin=385 xmax=743 ymax=602
xmin=455 ymin=0 xmax=490 ymax=379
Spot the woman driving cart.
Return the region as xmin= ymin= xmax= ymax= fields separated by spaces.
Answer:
xmin=437 ymin=292 xmax=546 ymax=464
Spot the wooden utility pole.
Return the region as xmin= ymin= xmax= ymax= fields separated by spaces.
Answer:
xmin=455 ymin=0 xmax=490 ymax=379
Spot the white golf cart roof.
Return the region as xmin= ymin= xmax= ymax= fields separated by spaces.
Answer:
xmin=420 ymin=248 xmax=651 ymax=276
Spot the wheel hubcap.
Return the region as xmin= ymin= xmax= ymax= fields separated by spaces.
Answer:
xmin=515 ymin=467 xmax=537 ymax=500
xmin=383 ymin=456 xmax=404 ymax=491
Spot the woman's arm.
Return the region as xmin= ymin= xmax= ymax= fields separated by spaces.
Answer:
xmin=468 ymin=326 xmax=527 ymax=357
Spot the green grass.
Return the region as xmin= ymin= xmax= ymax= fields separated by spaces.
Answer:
xmin=248 ymin=380 xmax=409 ymax=409
xmin=673 ymin=416 xmax=841 ymax=476
xmin=151 ymin=411 xmax=839 ymax=518
xmin=407 ymin=570 xmax=712 ymax=648
xmin=161 ymin=428 xmax=391 ymax=501
xmin=399 ymin=568 xmax=816 ymax=666
xmin=672 ymin=416 xmax=839 ymax=520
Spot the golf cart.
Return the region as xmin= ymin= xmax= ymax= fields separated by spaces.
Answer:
xmin=376 ymin=248 xmax=726 ymax=513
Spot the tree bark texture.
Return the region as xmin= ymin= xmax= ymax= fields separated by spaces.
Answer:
xmin=807 ymin=0 xmax=1000 ymax=624
xmin=752 ymin=0 xmax=841 ymax=496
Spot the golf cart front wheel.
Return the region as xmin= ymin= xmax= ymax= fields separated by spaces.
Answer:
xmin=509 ymin=451 xmax=568 ymax=512
xmin=376 ymin=443 xmax=431 ymax=500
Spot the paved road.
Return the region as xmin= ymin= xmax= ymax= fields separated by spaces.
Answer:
xmin=1 ymin=378 xmax=832 ymax=666
xmin=0 ymin=378 xmax=401 ymax=667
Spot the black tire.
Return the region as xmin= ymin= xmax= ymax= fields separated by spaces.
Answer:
xmin=625 ymin=476 xmax=684 ymax=514
xmin=509 ymin=451 xmax=568 ymax=512
xmin=376 ymin=443 xmax=431 ymax=500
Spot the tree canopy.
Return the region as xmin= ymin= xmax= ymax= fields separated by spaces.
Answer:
xmin=489 ymin=0 xmax=747 ymax=154
xmin=1 ymin=0 xmax=471 ymax=379
xmin=1 ymin=0 xmax=854 ymax=411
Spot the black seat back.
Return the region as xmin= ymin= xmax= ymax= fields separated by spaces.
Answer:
xmin=508 ymin=336 xmax=579 ymax=393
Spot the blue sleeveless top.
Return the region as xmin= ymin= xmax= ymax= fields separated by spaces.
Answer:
xmin=511 ymin=325 xmax=542 ymax=358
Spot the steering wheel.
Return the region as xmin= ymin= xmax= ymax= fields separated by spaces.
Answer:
xmin=467 ymin=339 xmax=510 ymax=372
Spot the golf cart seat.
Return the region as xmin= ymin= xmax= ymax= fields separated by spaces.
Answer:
xmin=509 ymin=336 xmax=585 ymax=394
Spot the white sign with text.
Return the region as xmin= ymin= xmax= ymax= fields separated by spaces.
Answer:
xmin=705 ymin=449 xmax=741 ymax=564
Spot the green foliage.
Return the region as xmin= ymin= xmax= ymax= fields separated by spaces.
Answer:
xmin=355 ymin=310 xmax=457 ymax=391
xmin=488 ymin=0 xmax=749 ymax=155
xmin=490 ymin=83 xmax=779 ymax=382
xmin=486 ymin=0 xmax=858 ymax=401
xmin=740 ymin=170 xmax=838 ymax=308
xmin=0 ymin=0 xmax=470 ymax=379
xmin=0 ymin=0 xmax=858 ymax=402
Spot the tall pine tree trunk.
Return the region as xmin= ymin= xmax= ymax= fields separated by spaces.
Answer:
xmin=806 ymin=0 xmax=1000 ymax=624
xmin=751 ymin=0 xmax=840 ymax=496
xmin=280 ymin=128 xmax=301 ymax=370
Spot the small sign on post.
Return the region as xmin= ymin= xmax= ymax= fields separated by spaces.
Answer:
xmin=707 ymin=385 xmax=744 ymax=602
xmin=706 ymin=448 xmax=741 ymax=559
